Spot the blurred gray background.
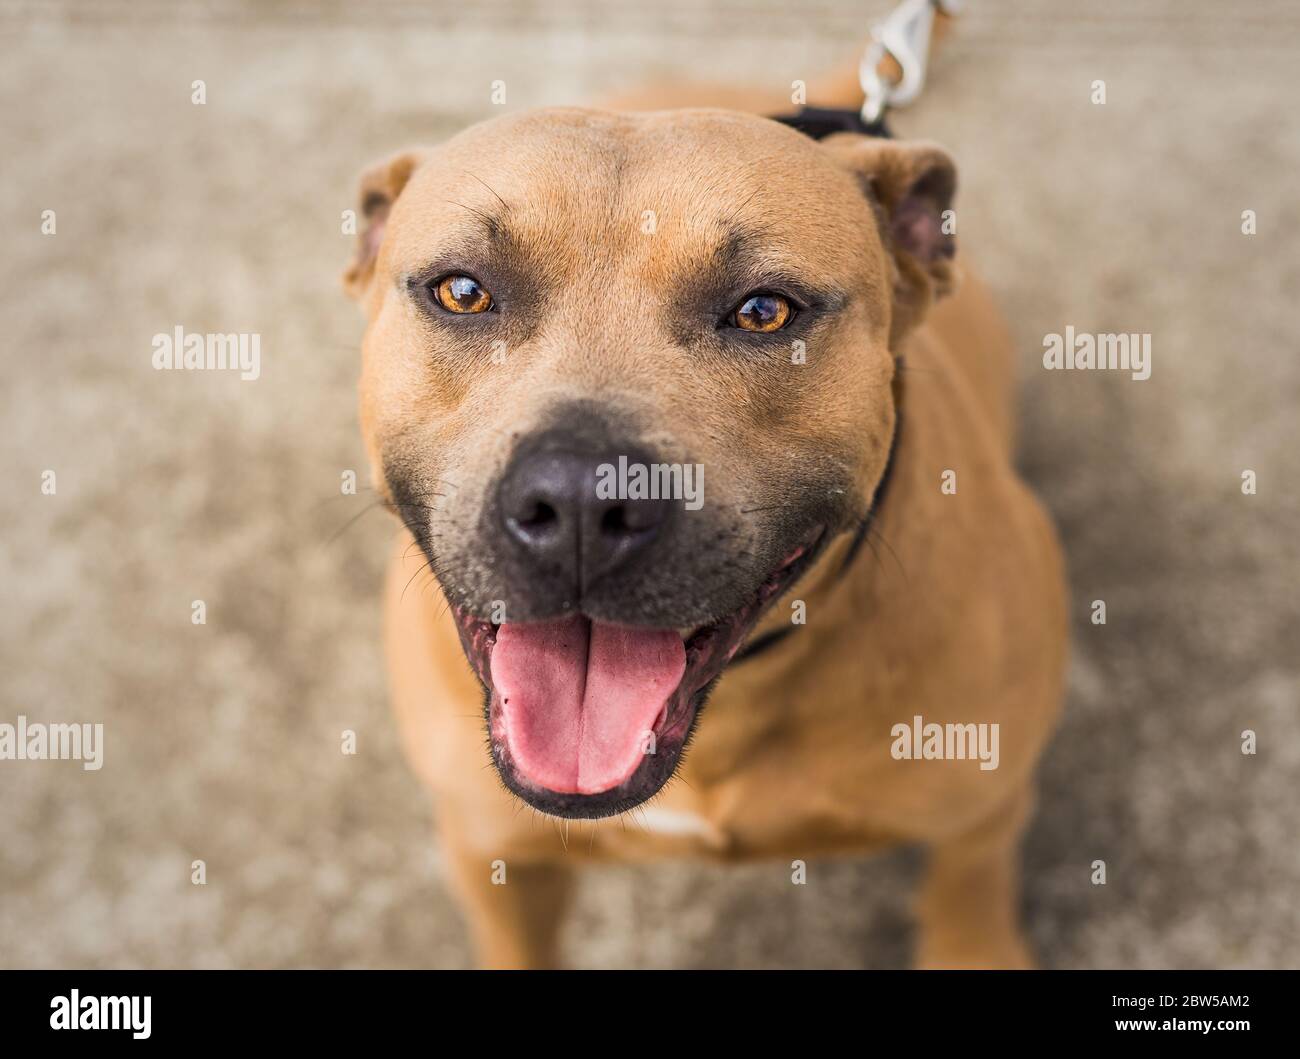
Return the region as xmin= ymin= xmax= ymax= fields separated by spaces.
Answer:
xmin=1 ymin=0 xmax=1297 ymax=968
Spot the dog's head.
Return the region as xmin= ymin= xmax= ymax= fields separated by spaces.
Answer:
xmin=345 ymin=107 xmax=956 ymax=818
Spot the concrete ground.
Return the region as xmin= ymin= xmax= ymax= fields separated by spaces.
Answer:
xmin=1 ymin=0 xmax=1297 ymax=968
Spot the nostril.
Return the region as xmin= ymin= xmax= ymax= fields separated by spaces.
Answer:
xmin=519 ymin=499 xmax=558 ymax=530
xmin=601 ymin=500 xmax=666 ymax=538
xmin=600 ymin=505 xmax=630 ymax=537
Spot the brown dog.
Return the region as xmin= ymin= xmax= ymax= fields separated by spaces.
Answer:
xmin=343 ymin=58 xmax=1067 ymax=969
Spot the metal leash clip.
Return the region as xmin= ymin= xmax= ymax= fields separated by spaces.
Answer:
xmin=859 ymin=0 xmax=963 ymax=124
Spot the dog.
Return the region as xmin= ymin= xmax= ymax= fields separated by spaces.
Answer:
xmin=342 ymin=41 xmax=1067 ymax=969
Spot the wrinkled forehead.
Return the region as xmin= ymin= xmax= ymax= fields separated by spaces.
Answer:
xmin=382 ymin=107 xmax=881 ymax=283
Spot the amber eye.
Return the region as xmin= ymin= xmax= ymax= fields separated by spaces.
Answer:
xmin=432 ymin=274 xmax=493 ymax=314
xmin=731 ymin=292 xmax=793 ymax=333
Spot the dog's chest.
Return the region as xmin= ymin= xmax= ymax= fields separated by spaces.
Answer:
xmin=593 ymin=743 xmax=894 ymax=861
xmin=626 ymin=805 xmax=729 ymax=845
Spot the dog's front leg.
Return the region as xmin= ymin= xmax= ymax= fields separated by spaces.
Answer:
xmin=438 ymin=821 xmax=574 ymax=970
xmin=913 ymin=789 xmax=1035 ymax=970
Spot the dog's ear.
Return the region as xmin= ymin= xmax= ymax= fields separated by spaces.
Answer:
xmin=343 ymin=149 xmax=429 ymax=300
xmin=823 ymin=135 xmax=958 ymax=346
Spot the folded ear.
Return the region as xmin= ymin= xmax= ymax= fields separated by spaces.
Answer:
xmin=822 ymin=135 xmax=959 ymax=346
xmin=342 ymin=149 xmax=429 ymax=300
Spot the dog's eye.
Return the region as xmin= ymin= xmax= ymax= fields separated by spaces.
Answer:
xmin=730 ymin=292 xmax=793 ymax=333
xmin=431 ymin=274 xmax=493 ymax=314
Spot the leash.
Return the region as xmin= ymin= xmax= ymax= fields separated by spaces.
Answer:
xmin=735 ymin=2 xmax=960 ymax=665
xmin=767 ymin=0 xmax=961 ymax=142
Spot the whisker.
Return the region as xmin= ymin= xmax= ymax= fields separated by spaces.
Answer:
xmin=448 ymin=199 xmax=497 ymax=230
xmin=466 ymin=172 xmax=511 ymax=213
xmin=324 ymin=499 xmax=386 ymax=545
xmin=868 ymin=524 xmax=908 ymax=582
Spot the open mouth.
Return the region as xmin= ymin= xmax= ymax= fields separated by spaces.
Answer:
xmin=449 ymin=526 xmax=826 ymax=819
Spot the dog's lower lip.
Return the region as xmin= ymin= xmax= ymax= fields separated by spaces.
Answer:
xmin=684 ymin=622 xmax=713 ymax=646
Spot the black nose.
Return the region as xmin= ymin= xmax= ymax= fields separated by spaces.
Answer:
xmin=497 ymin=446 xmax=672 ymax=585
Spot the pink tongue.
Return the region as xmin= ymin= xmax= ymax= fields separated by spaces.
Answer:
xmin=490 ymin=615 xmax=686 ymax=795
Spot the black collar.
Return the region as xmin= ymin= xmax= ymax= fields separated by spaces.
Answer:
xmin=767 ymin=105 xmax=893 ymax=141
xmin=731 ymin=403 xmax=901 ymax=666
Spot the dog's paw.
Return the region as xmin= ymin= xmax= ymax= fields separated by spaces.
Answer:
xmin=914 ymin=934 xmax=1035 ymax=970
